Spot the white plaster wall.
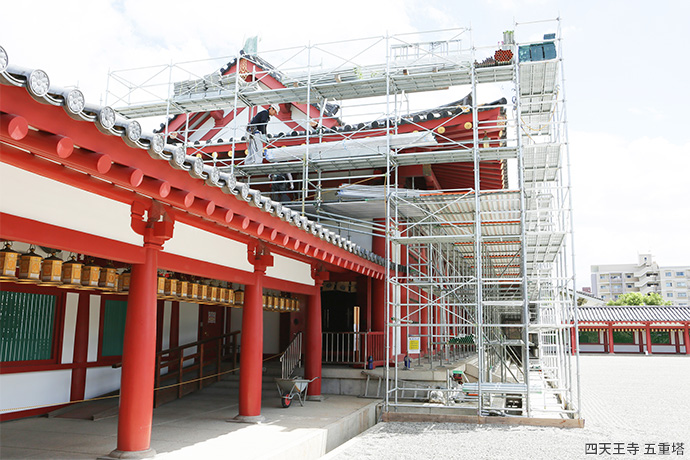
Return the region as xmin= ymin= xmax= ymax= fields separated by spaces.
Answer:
xmin=579 ymin=344 xmax=605 ymax=353
xmin=163 ymin=222 xmax=253 ymax=272
xmin=87 ymin=295 xmax=101 ymax=362
xmin=84 ymin=367 xmax=122 ymax=399
xmin=216 ymin=109 xmax=250 ymax=141
xmin=162 ymin=301 xmax=172 ymax=350
xmin=188 ymin=117 xmax=216 ymax=143
xmin=613 ymin=344 xmax=639 ymax=353
xmin=227 ymin=308 xmax=280 ymax=354
xmin=60 ymin=292 xmax=79 ymax=364
xmin=266 ymin=254 xmax=314 ymax=286
xmin=0 ymin=163 xmax=142 ymax=245
xmin=231 ymin=308 xmax=243 ymax=345
xmin=651 ymin=345 xmax=678 ymax=353
xmin=210 ymin=103 xmax=296 ymax=139
xmin=263 ymin=310 xmax=280 ymax=355
xmin=179 ymin=302 xmax=199 ymax=366
xmin=0 ymin=370 xmax=71 ymax=413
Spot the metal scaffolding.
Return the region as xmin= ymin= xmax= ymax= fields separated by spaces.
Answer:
xmin=108 ymin=20 xmax=580 ymax=421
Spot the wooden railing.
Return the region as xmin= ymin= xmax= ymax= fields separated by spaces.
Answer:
xmin=154 ymin=330 xmax=240 ymax=407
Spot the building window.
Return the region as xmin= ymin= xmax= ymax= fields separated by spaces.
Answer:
xmin=579 ymin=330 xmax=599 ymax=344
xmin=0 ymin=291 xmax=56 ymax=362
xmin=679 ymin=292 xmax=687 ymax=298
xmin=626 ymin=274 xmax=632 ymax=278
xmin=665 ymin=282 xmax=673 ymax=287
xmin=665 ymin=272 xmax=672 ymax=277
xmin=599 ymin=274 xmax=607 ymax=280
xmin=678 ymin=282 xmax=687 ymax=287
xmin=101 ymin=299 xmax=128 ymax=357
xmin=613 ymin=330 xmax=635 ymax=344
xmin=666 ymin=293 xmax=674 ymax=298
xmin=626 ymin=284 xmax=633 ymax=289
xmin=650 ymin=331 xmax=671 ymax=344
xmin=676 ymin=272 xmax=685 ymax=277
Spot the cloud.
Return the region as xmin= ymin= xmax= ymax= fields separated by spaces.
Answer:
xmin=628 ymin=106 xmax=663 ymax=120
xmin=571 ymin=130 xmax=690 ymax=287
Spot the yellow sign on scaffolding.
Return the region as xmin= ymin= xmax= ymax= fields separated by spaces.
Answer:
xmin=407 ymin=336 xmax=421 ymax=355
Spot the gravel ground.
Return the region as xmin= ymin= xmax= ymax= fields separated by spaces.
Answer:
xmin=324 ymin=355 xmax=690 ymax=459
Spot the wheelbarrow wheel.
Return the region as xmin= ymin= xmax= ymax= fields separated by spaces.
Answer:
xmin=281 ymin=394 xmax=292 ymax=408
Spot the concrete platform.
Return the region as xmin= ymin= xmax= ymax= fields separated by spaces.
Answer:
xmin=0 ymin=381 xmax=379 ymax=459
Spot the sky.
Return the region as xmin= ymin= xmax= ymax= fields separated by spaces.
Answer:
xmin=2 ymin=0 xmax=689 ymax=289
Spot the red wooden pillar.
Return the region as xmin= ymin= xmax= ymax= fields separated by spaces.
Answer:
xmin=365 ymin=276 xmax=372 ymax=331
xmin=372 ymin=277 xmax=386 ymax=332
xmin=372 ymin=219 xmax=386 ymax=333
xmin=114 ymin=243 xmax=160 ymax=456
xmin=238 ymin=270 xmax=264 ymax=418
xmin=570 ymin=324 xmax=577 ymax=355
xmin=109 ymin=202 xmax=173 ymax=458
xmin=70 ymin=293 xmax=91 ymax=401
xmin=399 ymin=246 xmax=408 ymax=357
xmin=645 ymin=323 xmax=653 ymax=355
xmin=305 ymin=269 xmax=328 ymax=398
xmin=638 ymin=329 xmax=645 ymax=354
xmin=683 ymin=323 xmax=690 ymax=355
xmin=235 ymin=245 xmax=273 ymax=422
xmin=419 ymin=246 xmax=429 ymax=355
xmin=607 ymin=323 xmax=615 ymax=354
xmin=675 ymin=329 xmax=681 ymax=354
xmin=421 ymin=295 xmax=429 ymax=355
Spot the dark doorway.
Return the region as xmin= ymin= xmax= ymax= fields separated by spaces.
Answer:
xmin=322 ymin=290 xmax=357 ymax=332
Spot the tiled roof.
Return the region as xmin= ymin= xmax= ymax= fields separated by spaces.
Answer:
xmin=0 ymin=45 xmax=384 ymax=269
xmin=578 ymin=306 xmax=690 ymax=323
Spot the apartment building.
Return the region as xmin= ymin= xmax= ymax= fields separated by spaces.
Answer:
xmin=591 ymin=254 xmax=689 ymax=306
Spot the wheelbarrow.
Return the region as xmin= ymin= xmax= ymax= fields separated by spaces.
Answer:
xmin=275 ymin=376 xmax=319 ymax=408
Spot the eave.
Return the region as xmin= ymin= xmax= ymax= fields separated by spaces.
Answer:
xmin=0 ymin=61 xmax=386 ymax=279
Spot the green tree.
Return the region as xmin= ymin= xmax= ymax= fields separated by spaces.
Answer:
xmin=606 ymin=292 xmax=671 ymax=306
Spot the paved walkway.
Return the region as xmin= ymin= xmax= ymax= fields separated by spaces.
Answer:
xmin=325 ymin=355 xmax=690 ymax=459
xmin=0 ymin=378 xmax=378 ymax=460
xmin=4 ymin=355 xmax=688 ymax=459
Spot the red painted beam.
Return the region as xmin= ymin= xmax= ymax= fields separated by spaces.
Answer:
xmin=0 ymin=143 xmax=354 ymax=275
xmin=0 ymin=141 xmax=346 ymax=276
xmin=0 ymin=113 xmax=29 ymax=140
xmin=158 ymin=251 xmax=255 ymax=286
xmin=0 ymin=212 xmax=316 ymax=293
xmin=263 ymin=276 xmax=316 ymax=296
xmin=0 ymin=213 xmax=145 ymax=264
xmin=223 ymin=60 xmax=337 ymax=128
xmin=0 ymin=142 xmax=148 ymax=207
xmin=1 ymin=88 xmax=383 ymax=276
xmin=200 ymin=107 xmax=246 ymax=142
